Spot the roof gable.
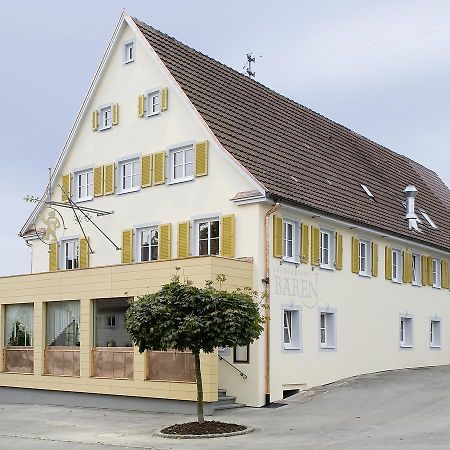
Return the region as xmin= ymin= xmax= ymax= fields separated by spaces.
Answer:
xmin=134 ymin=17 xmax=450 ymax=252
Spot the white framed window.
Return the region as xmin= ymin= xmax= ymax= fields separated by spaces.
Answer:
xmin=123 ymin=39 xmax=135 ymax=64
xmin=99 ymin=104 xmax=112 ymax=131
xmin=169 ymin=144 xmax=194 ymax=184
xmin=282 ymin=307 xmax=301 ymax=350
xmin=432 ymin=258 xmax=441 ymax=288
xmin=62 ymin=239 xmax=79 ymax=270
xmin=319 ymin=309 xmax=336 ymax=350
xmin=196 ymin=218 xmax=220 ymax=256
xmin=430 ymin=319 xmax=441 ymax=349
xmin=359 ymin=240 xmax=371 ymax=276
xmin=412 ymin=253 xmax=421 ymax=286
xmin=283 ymin=220 xmax=298 ymax=262
xmin=392 ymin=249 xmax=402 ymax=283
xmin=137 ymin=226 xmax=159 ymax=262
xmin=105 ymin=315 xmax=116 ymax=328
xmin=118 ymin=157 xmax=140 ymax=194
xmin=400 ymin=315 xmax=413 ymax=348
xmin=74 ymin=168 xmax=93 ymax=202
xmin=320 ymin=229 xmax=334 ymax=269
xmin=145 ymin=89 xmax=161 ymax=117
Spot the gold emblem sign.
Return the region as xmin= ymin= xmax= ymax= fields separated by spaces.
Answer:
xmin=34 ymin=207 xmax=65 ymax=245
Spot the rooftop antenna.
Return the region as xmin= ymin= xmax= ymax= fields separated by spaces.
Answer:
xmin=243 ymin=53 xmax=256 ymax=79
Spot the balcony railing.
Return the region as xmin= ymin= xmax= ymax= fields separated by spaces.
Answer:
xmin=92 ymin=347 xmax=134 ymax=380
xmin=44 ymin=347 xmax=80 ymax=377
xmin=146 ymin=350 xmax=196 ymax=382
xmin=3 ymin=347 xmax=34 ymax=374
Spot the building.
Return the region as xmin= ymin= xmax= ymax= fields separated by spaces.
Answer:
xmin=1 ymin=11 xmax=450 ymax=412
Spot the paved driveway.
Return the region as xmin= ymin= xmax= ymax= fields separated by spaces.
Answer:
xmin=1 ymin=365 xmax=450 ymax=449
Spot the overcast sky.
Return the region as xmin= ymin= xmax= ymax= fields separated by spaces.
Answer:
xmin=1 ymin=0 xmax=449 ymax=276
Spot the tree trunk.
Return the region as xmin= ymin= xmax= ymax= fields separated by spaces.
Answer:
xmin=193 ymin=350 xmax=204 ymax=424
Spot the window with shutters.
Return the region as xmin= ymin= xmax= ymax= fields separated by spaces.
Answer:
xmin=319 ymin=229 xmax=334 ymax=269
xmin=283 ymin=219 xmax=299 ymax=263
xmin=73 ymin=168 xmax=93 ymax=202
xmin=282 ymin=307 xmax=301 ymax=351
xmin=137 ymin=226 xmax=159 ymax=262
xmin=359 ymin=240 xmax=371 ymax=276
xmin=145 ymin=89 xmax=161 ymax=117
xmin=430 ymin=319 xmax=441 ymax=348
xmin=392 ymin=249 xmax=402 ymax=283
xmin=168 ymin=144 xmax=194 ymax=184
xmin=123 ymin=39 xmax=135 ymax=64
xmin=412 ymin=253 xmax=421 ymax=286
xmin=432 ymin=258 xmax=441 ymax=288
xmin=99 ymin=104 xmax=113 ymax=131
xmin=400 ymin=315 xmax=413 ymax=348
xmin=62 ymin=239 xmax=79 ymax=270
xmin=118 ymin=157 xmax=140 ymax=194
xmin=196 ymin=218 xmax=219 ymax=256
xmin=319 ymin=309 xmax=336 ymax=350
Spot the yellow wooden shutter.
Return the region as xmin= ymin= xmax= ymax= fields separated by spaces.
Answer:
xmin=138 ymin=95 xmax=145 ymax=117
xmin=300 ymin=224 xmax=309 ymax=264
xmin=195 ymin=141 xmax=209 ymax=177
xmin=49 ymin=242 xmax=58 ymax=272
xmin=112 ymin=103 xmax=119 ymax=125
xmin=121 ymin=230 xmax=133 ymax=264
xmin=94 ymin=166 xmax=104 ymax=197
xmin=61 ymin=174 xmax=71 ymax=203
xmin=221 ymin=214 xmax=235 ymax=258
xmin=335 ymin=233 xmax=343 ymax=270
xmin=403 ymin=251 xmax=412 ymax=283
xmin=159 ymin=224 xmax=171 ymax=260
xmin=427 ymin=256 xmax=434 ymax=286
xmin=153 ymin=151 xmax=166 ymax=185
xmin=104 ymin=163 xmax=115 ymax=195
xmin=273 ymin=216 xmax=283 ymax=258
xmin=79 ymin=238 xmax=89 ymax=269
xmin=141 ymin=154 xmax=153 ymax=188
xmin=161 ymin=87 xmax=168 ymax=111
xmin=371 ymin=243 xmax=379 ymax=277
xmin=441 ymin=259 xmax=449 ymax=289
xmin=385 ymin=246 xmax=393 ymax=280
xmin=421 ymin=255 xmax=428 ymax=286
xmin=351 ymin=237 xmax=359 ymax=273
xmin=311 ymin=226 xmax=320 ymax=266
xmin=177 ymin=222 xmax=190 ymax=259
xmin=92 ymin=110 xmax=98 ymax=131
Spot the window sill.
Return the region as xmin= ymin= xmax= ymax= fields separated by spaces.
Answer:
xmin=74 ymin=197 xmax=94 ymax=204
xmin=282 ymin=257 xmax=300 ymax=265
xmin=145 ymin=111 xmax=160 ymax=118
xmin=283 ymin=345 xmax=301 ymax=351
xmin=124 ymin=59 xmax=134 ymax=65
xmin=167 ymin=176 xmax=194 ymax=186
xmin=392 ymin=279 xmax=402 ymax=284
xmin=320 ymin=345 xmax=336 ymax=350
xmin=400 ymin=344 xmax=413 ymax=349
xmin=319 ymin=264 xmax=334 ymax=271
xmin=358 ymin=272 xmax=371 ymax=278
xmin=430 ymin=345 xmax=441 ymax=349
xmin=412 ymin=282 xmax=422 ymax=287
xmin=432 ymin=285 xmax=441 ymax=289
xmin=117 ymin=187 xmax=140 ymax=195
xmin=98 ymin=125 xmax=112 ymax=132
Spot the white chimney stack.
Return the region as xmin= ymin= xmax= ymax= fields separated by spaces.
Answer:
xmin=404 ymin=185 xmax=418 ymax=230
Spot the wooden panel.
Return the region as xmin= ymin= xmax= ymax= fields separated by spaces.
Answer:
xmin=44 ymin=347 xmax=80 ymax=377
xmin=4 ymin=347 xmax=34 ymax=374
xmin=147 ymin=350 xmax=195 ymax=383
xmin=92 ymin=348 xmax=133 ymax=380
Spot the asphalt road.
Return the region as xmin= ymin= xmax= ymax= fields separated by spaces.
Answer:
xmin=1 ymin=365 xmax=450 ymax=449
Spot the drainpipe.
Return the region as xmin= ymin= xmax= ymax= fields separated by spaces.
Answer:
xmin=263 ymin=201 xmax=280 ymax=405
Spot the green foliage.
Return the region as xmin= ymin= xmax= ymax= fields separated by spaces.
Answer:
xmin=8 ymin=321 xmax=32 ymax=347
xmin=125 ymin=277 xmax=265 ymax=355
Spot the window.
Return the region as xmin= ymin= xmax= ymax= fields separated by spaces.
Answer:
xmin=392 ymin=249 xmax=402 ymax=283
xmin=432 ymin=258 xmax=441 ymax=288
xmin=282 ymin=308 xmax=301 ymax=350
xmin=94 ymin=298 xmax=132 ymax=347
xmin=118 ymin=157 xmax=140 ymax=193
xmin=46 ymin=301 xmax=80 ymax=347
xmin=320 ymin=229 xmax=333 ymax=268
xmin=99 ymin=105 xmax=112 ymax=131
xmin=400 ymin=315 xmax=413 ymax=348
xmin=169 ymin=144 xmax=194 ymax=183
xmin=62 ymin=239 xmax=79 ymax=270
xmin=145 ymin=90 xmax=161 ymax=117
xmin=319 ymin=311 xmax=336 ymax=349
xmin=233 ymin=345 xmax=249 ymax=363
xmin=74 ymin=168 xmax=93 ymax=202
xmin=105 ymin=315 xmax=116 ymax=328
xmin=197 ymin=218 xmax=219 ymax=256
xmin=283 ymin=220 xmax=298 ymax=262
xmin=412 ymin=253 xmax=421 ymax=286
xmin=430 ymin=319 xmax=441 ymax=348
xmin=123 ymin=39 xmax=135 ymax=64
xmin=5 ymin=304 xmax=33 ymax=347
xmin=138 ymin=227 xmax=159 ymax=262
xmin=359 ymin=240 xmax=370 ymax=276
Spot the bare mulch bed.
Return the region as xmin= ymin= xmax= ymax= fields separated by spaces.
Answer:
xmin=161 ymin=420 xmax=246 ymax=436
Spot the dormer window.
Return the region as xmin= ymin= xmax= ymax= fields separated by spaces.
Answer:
xmin=123 ymin=39 xmax=135 ymax=64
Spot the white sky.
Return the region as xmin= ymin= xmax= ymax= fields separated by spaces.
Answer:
xmin=1 ymin=0 xmax=449 ymax=276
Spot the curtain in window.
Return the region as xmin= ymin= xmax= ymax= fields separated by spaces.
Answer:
xmin=5 ymin=304 xmax=34 ymax=346
xmin=46 ymin=301 xmax=80 ymax=346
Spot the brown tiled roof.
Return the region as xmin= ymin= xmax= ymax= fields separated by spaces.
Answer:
xmin=134 ymin=18 xmax=450 ymax=252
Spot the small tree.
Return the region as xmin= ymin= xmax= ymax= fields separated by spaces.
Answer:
xmin=125 ymin=274 xmax=264 ymax=423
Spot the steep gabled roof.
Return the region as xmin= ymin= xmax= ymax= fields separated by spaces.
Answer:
xmin=134 ymin=17 xmax=450 ymax=252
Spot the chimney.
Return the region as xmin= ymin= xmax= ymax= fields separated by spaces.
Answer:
xmin=404 ymin=185 xmax=418 ymax=230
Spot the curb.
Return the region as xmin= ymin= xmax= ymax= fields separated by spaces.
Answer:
xmin=155 ymin=426 xmax=255 ymax=439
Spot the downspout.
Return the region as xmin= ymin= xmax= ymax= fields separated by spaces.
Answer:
xmin=263 ymin=201 xmax=280 ymax=405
